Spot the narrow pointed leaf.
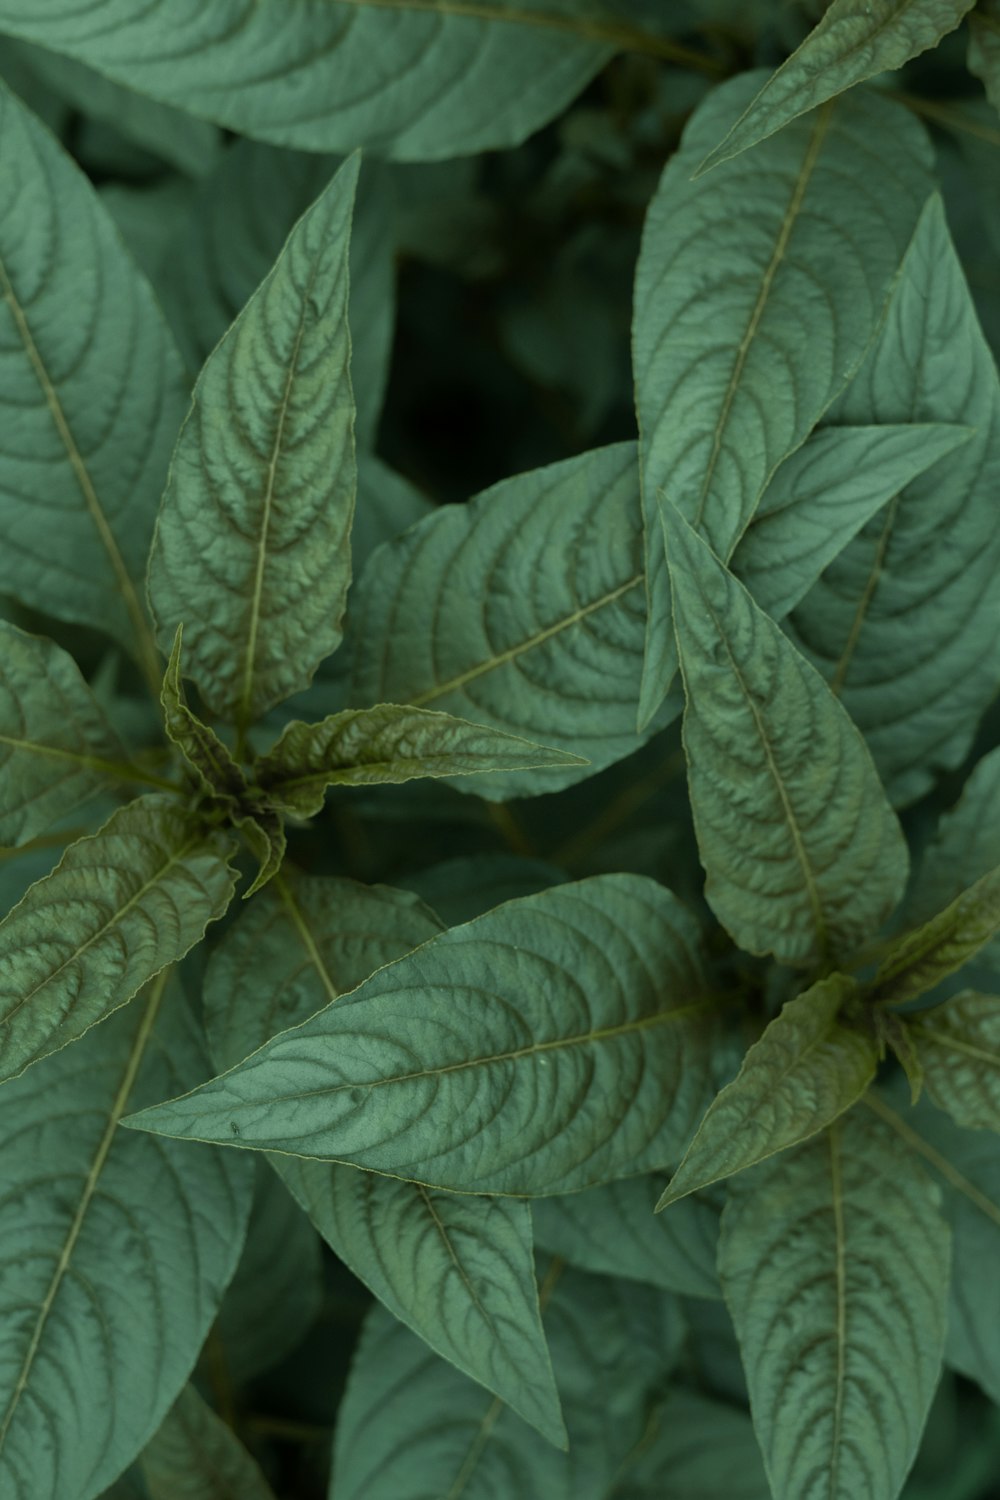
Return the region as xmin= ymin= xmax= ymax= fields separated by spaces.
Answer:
xmin=148 ymin=155 xmax=359 ymax=728
xmin=697 ymin=1 xmax=976 ymax=174
xmin=910 ymin=991 xmax=1000 ymax=1129
xmin=0 ymin=795 xmax=238 ymax=1083
xmin=720 ymin=1112 xmax=950 ymax=1500
xmin=658 ymin=975 xmax=877 ymax=1208
xmin=632 ymin=76 xmax=933 ymax=724
xmin=664 ymin=499 xmax=909 ymax=966
xmin=140 ymin=1384 xmax=276 ymax=1500
xmin=969 ymin=1 xmax=1000 ymax=116
xmin=872 ymin=864 xmax=1000 ymax=1005
xmin=127 ymin=875 xmax=718 ymax=1195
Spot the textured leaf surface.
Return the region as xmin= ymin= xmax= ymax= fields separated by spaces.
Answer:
xmin=910 ymin=992 xmax=1000 ymax=1129
xmin=0 ymin=82 xmax=187 ymax=685
xmin=0 ymin=795 xmax=238 ymax=1082
xmin=698 ymin=1 xmax=975 ymax=172
xmin=0 ymin=978 xmax=252 ymax=1500
xmin=255 ymin=703 xmax=584 ymax=818
xmin=0 ymin=623 xmax=132 ymax=846
xmin=872 ymin=864 xmax=1000 ymax=1005
xmin=140 ymin=1385 xmax=275 ymax=1500
xmin=720 ymin=1111 xmax=950 ymax=1500
xmin=129 ymin=875 xmax=718 ymax=1195
xmin=969 ymin=1 xmax=1000 ymax=116
xmin=665 ymin=500 xmax=909 ymax=966
xmin=612 ymin=1390 xmax=770 ymax=1500
xmin=786 ymin=195 xmax=1000 ymax=805
xmin=148 ymin=156 xmax=358 ymax=728
xmin=632 ymin=75 xmax=933 ymax=723
xmin=658 ymin=975 xmax=877 ymax=1207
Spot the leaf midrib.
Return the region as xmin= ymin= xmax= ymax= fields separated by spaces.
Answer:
xmin=0 ymin=730 xmax=172 ymax=791
xmin=863 ymin=1091 xmax=1000 ymax=1231
xmin=913 ymin=1022 xmax=1000 ymax=1069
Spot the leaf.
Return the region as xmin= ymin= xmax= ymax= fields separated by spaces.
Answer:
xmin=403 ymin=853 xmax=566 ymax=927
xmin=785 ymin=195 xmax=1000 ymax=805
xmin=632 ymin=75 xmax=933 ymax=725
xmin=611 ymin=1390 xmax=771 ymax=1500
xmin=663 ymin=498 xmax=909 ymax=967
xmin=254 ymin=703 xmax=585 ymax=819
xmin=731 ymin=423 xmax=974 ymax=623
xmin=657 ymin=974 xmax=878 ymax=1207
xmin=719 ymin=1111 xmax=950 ymax=1500
xmin=0 ymin=794 xmax=238 ymax=1083
xmin=0 ymin=81 xmax=187 ymax=689
xmin=908 ymin=991 xmax=1000 ymax=1129
xmin=127 ymin=875 xmax=719 ymax=1195
xmin=697 ymin=1 xmax=976 ymax=173
xmin=148 ymin=156 xmax=359 ymax=730
xmin=871 ymin=864 xmax=1000 ymax=1005
xmin=140 ymin=1385 xmax=276 ymax=1500
xmin=0 ymin=976 xmax=253 ymax=1500
xmin=969 ymin=1 xmax=1000 ymax=117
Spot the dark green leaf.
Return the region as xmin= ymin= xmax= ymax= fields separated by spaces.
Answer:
xmin=969 ymin=1 xmax=1000 ymax=117
xmin=612 ymin=1390 xmax=771 ymax=1500
xmin=140 ymin=1384 xmax=275 ymax=1500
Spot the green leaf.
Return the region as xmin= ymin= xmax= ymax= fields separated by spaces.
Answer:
xmin=254 ymin=703 xmax=585 ymax=818
xmin=127 ymin=875 xmax=719 ymax=1195
xmin=140 ymin=1384 xmax=276 ymax=1500
xmin=664 ymin=498 xmax=909 ymax=967
xmin=697 ymin=1 xmax=975 ymax=174
xmin=731 ymin=423 xmax=974 ymax=623
xmin=632 ymin=75 xmax=933 ymax=725
xmin=611 ymin=1390 xmax=771 ymax=1500
xmin=0 ymin=975 xmax=253 ymax=1500
xmin=0 ymin=795 xmax=238 ymax=1083
xmin=719 ymin=1111 xmax=950 ymax=1500
xmin=0 ymin=80 xmax=188 ymax=689
xmin=148 ymin=155 xmax=359 ymax=730
xmin=402 ymin=853 xmax=566 ymax=927
xmin=785 ymin=195 xmax=1000 ymax=805
xmin=657 ymin=974 xmax=877 ymax=1207
xmin=969 ymin=1 xmax=1000 ymax=117
xmin=908 ymin=991 xmax=1000 ymax=1129
xmin=871 ymin=864 xmax=1000 ymax=1005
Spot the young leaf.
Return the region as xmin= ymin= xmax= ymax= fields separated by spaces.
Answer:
xmin=148 ymin=155 xmax=359 ymax=730
xmin=632 ymin=75 xmax=933 ymax=724
xmin=126 ymin=875 xmax=719 ymax=1195
xmin=657 ymin=974 xmax=877 ymax=1208
xmin=786 ymin=195 xmax=1000 ymax=805
xmin=719 ymin=1111 xmax=951 ymax=1500
xmin=254 ymin=703 xmax=586 ymax=818
xmin=0 ymin=795 xmax=238 ymax=1083
xmin=140 ymin=1384 xmax=276 ymax=1500
xmin=0 ymin=80 xmax=187 ymax=688
xmin=0 ymin=976 xmax=252 ymax=1500
xmin=907 ymin=992 xmax=1000 ymax=1129
xmin=696 ymin=1 xmax=976 ymax=174
xmin=969 ymin=0 xmax=1000 ymax=116
xmin=870 ymin=863 xmax=1000 ymax=1005
xmin=664 ymin=499 xmax=909 ymax=967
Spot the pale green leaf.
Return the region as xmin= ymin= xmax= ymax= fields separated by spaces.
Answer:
xmin=658 ymin=974 xmax=877 ymax=1207
xmin=969 ymin=1 xmax=1000 ymax=117
xmin=786 ymin=195 xmax=1000 ymax=805
xmin=0 ymin=976 xmax=253 ymax=1500
xmin=697 ymin=1 xmax=976 ymax=173
xmin=720 ymin=1111 xmax=950 ymax=1500
xmin=254 ymin=703 xmax=585 ymax=819
xmin=140 ymin=1385 xmax=276 ymax=1500
xmin=148 ymin=156 xmax=359 ymax=729
xmin=0 ymin=81 xmax=187 ymax=689
xmin=612 ymin=1390 xmax=771 ymax=1500
xmin=0 ymin=795 xmax=238 ymax=1083
xmin=908 ymin=991 xmax=1000 ymax=1128
xmin=632 ymin=75 xmax=933 ymax=725
xmin=664 ymin=498 xmax=909 ymax=966
xmin=872 ymin=864 xmax=1000 ymax=1005
xmin=127 ymin=875 xmax=719 ymax=1195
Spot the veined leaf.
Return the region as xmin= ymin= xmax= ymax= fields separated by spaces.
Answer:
xmin=140 ymin=1384 xmax=276 ymax=1500
xmin=148 ymin=155 xmax=359 ymax=730
xmin=403 ymin=853 xmax=566 ymax=928
xmin=719 ymin=1111 xmax=950 ymax=1500
xmin=664 ymin=499 xmax=909 ymax=967
xmin=657 ymin=974 xmax=877 ymax=1208
xmin=871 ymin=863 xmax=1000 ymax=1005
xmin=910 ymin=991 xmax=1000 ymax=1130
xmin=254 ymin=703 xmax=585 ymax=818
xmin=611 ymin=1390 xmax=771 ymax=1500
xmin=0 ymin=81 xmax=187 ymax=688
xmin=0 ymin=977 xmax=252 ymax=1500
xmin=0 ymin=795 xmax=238 ymax=1083
xmin=969 ymin=1 xmax=1000 ymax=116
xmin=697 ymin=1 xmax=976 ymax=174
xmin=786 ymin=195 xmax=1000 ymax=805
xmin=632 ymin=75 xmax=933 ymax=725
xmin=126 ymin=875 xmax=719 ymax=1196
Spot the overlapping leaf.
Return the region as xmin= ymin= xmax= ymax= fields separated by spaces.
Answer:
xmin=140 ymin=1384 xmax=276 ymax=1500
xmin=909 ymin=991 xmax=1000 ymax=1129
xmin=969 ymin=1 xmax=1000 ymax=116
xmin=871 ymin=863 xmax=1000 ymax=1005
xmin=611 ymin=1390 xmax=771 ymax=1500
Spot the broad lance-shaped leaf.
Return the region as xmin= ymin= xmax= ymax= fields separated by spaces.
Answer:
xmin=664 ymin=499 xmax=909 ymax=967
xmin=204 ymin=871 xmax=566 ymax=1444
xmin=969 ymin=1 xmax=1000 ymax=117
xmin=0 ymin=795 xmax=238 ymax=1083
xmin=0 ymin=976 xmax=253 ymax=1500
xmin=657 ymin=974 xmax=877 ymax=1209
xmin=254 ymin=703 xmax=585 ymax=818
xmin=140 ymin=1384 xmax=276 ymax=1500
xmin=148 ymin=156 xmax=358 ymax=730
xmin=697 ymin=1 xmax=975 ymax=174
xmin=719 ymin=1110 xmax=950 ymax=1500
xmin=786 ymin=195 xmax=1000 ymax=806
xmin=0 ymin=82 xmax=187 ymax=688
xmin=127 ymin=875 xmax=719 ymax=1195
xmin=908 ymin=992 xmax=1000 ymax=1131
xmin=871 ymin=863 xmax=1000 ymax=1005
xmin=632 ymin=75 xmax=933 ymax=726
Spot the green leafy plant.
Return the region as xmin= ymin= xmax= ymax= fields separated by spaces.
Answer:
xmin=1 ymin=4 xmax=1000 ymax=1499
